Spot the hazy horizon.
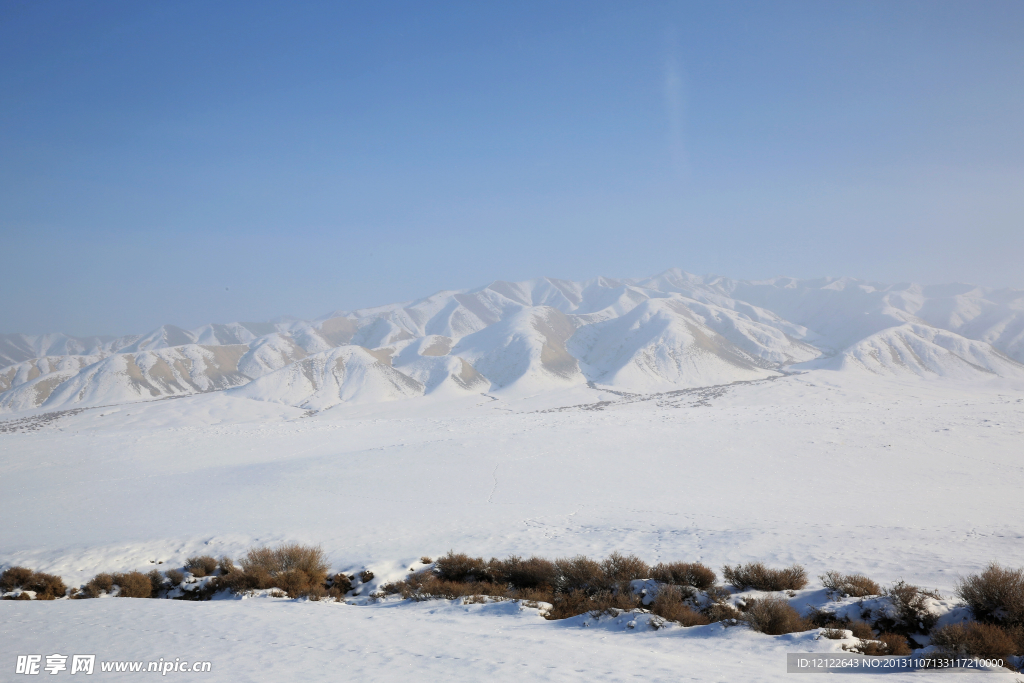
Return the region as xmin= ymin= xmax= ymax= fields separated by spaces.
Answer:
xmin=3 ymin=267 xmax=1023 ymax=338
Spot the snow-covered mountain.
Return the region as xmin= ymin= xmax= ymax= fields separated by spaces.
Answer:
xmin=2 ymin=270 xmax=1022 ymax=413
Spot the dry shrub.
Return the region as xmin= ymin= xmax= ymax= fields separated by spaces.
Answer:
xmin=82 ymin=573 xmax=114 ymax=598
xmin=435 ymin=552 xmax=489 ymax=582
xmin=821 ymin=628 xmax=847 ymax=639
xmin=805 ymin=607 xmax=875 ymax=639
xmin=112 ymin=572 xmax=152 ymax=598
xmin=420 ymin=557 xmax=433 ymax=564
xmin=1 ymin=571 xmax=67 ymax=599
xmin=359 ymin=570 xmax=374 ymax=583
xmin=241 ymin=544 xmax=330 ymax=582
xmin=703 ymin=601 xmax=743 ymax=622
xmin=276 ymin=569 xmax=313 ymax=597
xmin=234 ymin=543 xmax=330 ymax=597
xmin=877 ymin=580 xmax=939 ymax=634
xmin=743 ymin=596 xmax=811 ymax=635
xmin=850 ymin=620 xmax=875 ymax=639
xmin=165 ymin=569 xmax=185 ymax=586
xmin=853 ymin=633 xmax=911 ymax=656
xmin=723 ymin=563 xmax=808 ymax=591
xmin=174 ymin=576 xmax=222 ymax=602
xmin=4 ymin=593 xmax=32 ymax=601
xmin=382 ymin=573 xmax=513 ymax=602
xmin=330 ymin=573 xmax=352 ymax=594
xmin=600 ymin=552 xmax=649 ymax=586
xmin=147 ymin=570 xmax=164 ymax=596
xmin=490 ymin=555 xmax=557 ymax=591
xmin=0 ymin=566 xmax=34 ymax=591
xmin=512 ymin=587 xmax=553 ymax=602
xmin=184 ymin=556 xmax=218 ymax=578
xmin=650 ymin=585 xmax=710 ymax=626
xmin=820 ymin=570 xmax=881 ymax=598
xmin=218 ymin=556 xmax=236 ymax=575
xmin=554 ymin=556 xmax=605 ymax=596
xmin=547 ymin=589 xmax=639 ymax=620
xmin=652 ymin=562 xmax=717 ymax=590
xmin=931 ymin=622 xmax=1019 ymax=661
xmin=956 ymin=563 xmax=1024 ymax=627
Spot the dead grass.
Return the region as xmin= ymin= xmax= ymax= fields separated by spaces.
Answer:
xmin=742 ymin=596 xmax=811 ymax=635
xmin=112 ymin=572 xmax=152 ymax=598
xmin=956 ymin=563 xmax=1024 ymax=628
xmin=651 ymin=562 xmax=716 ymax=590
xmin=820 ymin=570 xmax=881 ymax=598
xmin=723 ymin=563 xmax=808 ymax=591
xmin=184 ymin=556 xmax=218 ymax=578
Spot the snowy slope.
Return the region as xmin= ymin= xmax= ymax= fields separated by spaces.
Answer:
xmin=3 ymin=270 xmax=1022 ymax=413
xmin=0 ymin=345 xmax=250 ymax=412
xmin=227 ymin=346 xmax=424 ymax=410
xmin=569 ymin=299 xmax=779 ymax=391
xmin=823 ymin=323 xmax=1024 ymax=378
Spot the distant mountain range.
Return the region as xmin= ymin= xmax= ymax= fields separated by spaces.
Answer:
xmin=2 ymin=270 xmax=1023 ymax=413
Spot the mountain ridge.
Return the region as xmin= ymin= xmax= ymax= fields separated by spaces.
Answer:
xmin=2 ymin=270 xmax=1022 ymax=413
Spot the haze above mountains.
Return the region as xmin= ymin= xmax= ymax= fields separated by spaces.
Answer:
xmin=2 ymin=269 xmax=1022 ymax=414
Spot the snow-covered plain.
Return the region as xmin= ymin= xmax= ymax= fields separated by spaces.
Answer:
xmin=2 ymin=369 xmax=1023 ymax=680
xmin=2 ymin=271 xmax=1024 ymax=680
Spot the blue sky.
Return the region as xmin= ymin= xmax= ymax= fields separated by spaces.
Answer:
xmin=2 ymin=0 xmax=1022 ymax=336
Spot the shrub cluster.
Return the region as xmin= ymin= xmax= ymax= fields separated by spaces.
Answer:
xmin=383 ymin=551 xmax=739 ymax=627
xmin=0 ymin=567 xmax=67 ymax=600
xmin=10 ymin=548 xmax=1024 ymax=665
xmin=722 ymin=563 xmax=808 ymax=591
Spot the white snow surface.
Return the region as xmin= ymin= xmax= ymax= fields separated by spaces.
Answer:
xmin=2 ymin=271 xmax=1024 ymax=680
